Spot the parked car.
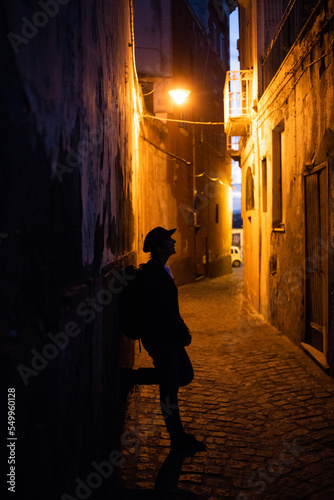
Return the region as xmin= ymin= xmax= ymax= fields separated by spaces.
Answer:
xmin=231 ymin=246 xmax=243 ymax=267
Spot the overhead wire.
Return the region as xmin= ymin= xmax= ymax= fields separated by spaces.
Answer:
xmin=191 ymin=171 xmax=232 ymax=188
xmin=132 ymin=0 xmax=230 ymax=189
xmin=141 ymin=114 xmax=226 ymax=125
xmin=141 ymin=136 xmax=192 ymax=165
xmin=141 ymin=136 xmax=231 ymax=188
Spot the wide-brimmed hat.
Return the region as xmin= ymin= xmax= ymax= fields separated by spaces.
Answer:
xmin=143 ymin=226 xmax=176 ymax=253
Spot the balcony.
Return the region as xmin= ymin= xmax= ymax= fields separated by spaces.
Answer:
xmin=227 ymin=136 xmax=241 ymax=160
xmin=224 ymin=70 xmax=253 ymax=137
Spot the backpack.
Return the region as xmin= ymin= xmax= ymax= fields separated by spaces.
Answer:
xmin=119 ymin=264 xmax=146 ymax=340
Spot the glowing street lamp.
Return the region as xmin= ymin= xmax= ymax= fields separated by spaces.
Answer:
xmin=168 ymin=87 xmax=197 ymax=221
xmin=168 ymin=88 xmax=191 ymax=105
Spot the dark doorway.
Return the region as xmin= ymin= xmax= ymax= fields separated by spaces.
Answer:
xmin=304 ymin=162 xmax=329 ymax=356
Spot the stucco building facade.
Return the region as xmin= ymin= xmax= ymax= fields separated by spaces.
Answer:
xmin=135 ymin=0 xmax=236 ymax=281
xmin=1 ymin=1 xmax=239 ymax=498
xmin=225 ymin=0 xmax=334 ymax=373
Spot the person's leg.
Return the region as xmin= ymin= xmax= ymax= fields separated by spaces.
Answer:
xmin=120 ymin=366 xmax=159 ymax=401
xmin=152 ymin=346 xmax=190 ymax=441
xmin=121 ymin=345 xmax=188 ymax=399
xmin=138 ymin=345 xmax=205 ymax=451
xmin=178 ymin=347 xmax=194 ymax=387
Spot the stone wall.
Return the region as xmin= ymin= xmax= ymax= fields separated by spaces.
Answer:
xmin=0 ymin=1 xmax=138 ymax=498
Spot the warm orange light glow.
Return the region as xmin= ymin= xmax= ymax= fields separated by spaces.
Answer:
xmin=168 ymin=88 xmax=191 ymax=105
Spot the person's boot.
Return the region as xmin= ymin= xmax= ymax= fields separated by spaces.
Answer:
xmin=120 ymin=367 xmax=137 ymax=402
xmin=171 ymin=432 xmax=206 ymax=453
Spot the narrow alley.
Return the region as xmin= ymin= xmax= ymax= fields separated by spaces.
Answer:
xmin=119 ymin=269 xmax=334 ymax=499
xmin=3 ymin=2 xmax=334 ymax=500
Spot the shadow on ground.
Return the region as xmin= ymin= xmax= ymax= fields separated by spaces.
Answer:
xmin=119 ymin=448 xmax=199 ymax=499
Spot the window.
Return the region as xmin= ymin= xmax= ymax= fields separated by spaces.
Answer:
xmin=246 ymin=166 xmax=255 ymax=211
xmin=272 ymin=121 xmax=284 ymax=228
xmin=262 ymin=157 xmax=267 ymax=212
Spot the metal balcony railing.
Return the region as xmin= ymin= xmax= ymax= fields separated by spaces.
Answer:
xmin=224 ymin=70 xmax=253 ymax=137
xmin=262 ymin=0 xmax=314 ymax=94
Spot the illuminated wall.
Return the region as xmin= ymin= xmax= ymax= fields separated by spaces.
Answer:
xmin=135 ymin=0 xmax=233 ymax=282
xmin=238 ymin=0 xmax=334 ymax=373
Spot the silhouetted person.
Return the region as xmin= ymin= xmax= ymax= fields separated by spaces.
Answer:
xmin=124 ymin=227 xmax=205 ymax=453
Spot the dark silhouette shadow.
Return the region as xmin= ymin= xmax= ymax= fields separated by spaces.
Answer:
xmin=154 ymin=447 xmax=198 ymax=499
xmin=117 ymin=490 xmax=157 ymax=499
xmin=118 ymin=448 xmax=199 ymax=499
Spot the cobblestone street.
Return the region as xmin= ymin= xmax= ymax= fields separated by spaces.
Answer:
xmin=119 ymin=268 xmax=334 ymax=499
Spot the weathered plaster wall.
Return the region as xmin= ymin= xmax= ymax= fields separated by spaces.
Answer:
xmin=241 ymin=0 xmax=334 ymax=371
xmin=240 ymin=137 xmax=261 ymax=312
xmin=135 ymin=0 xmax=172 ymax=78
xmin=1 ymin=1 xmax=139 ymax=497
xmin=137 ymin=118 xmax=196 ymax=285
xmin=134 ymin=0 xmax=232 ymax=283
xmin=171 ymin=0 xmax=232 ymax=280
xmin=292 ymin=1 xmax=334 ymax=369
